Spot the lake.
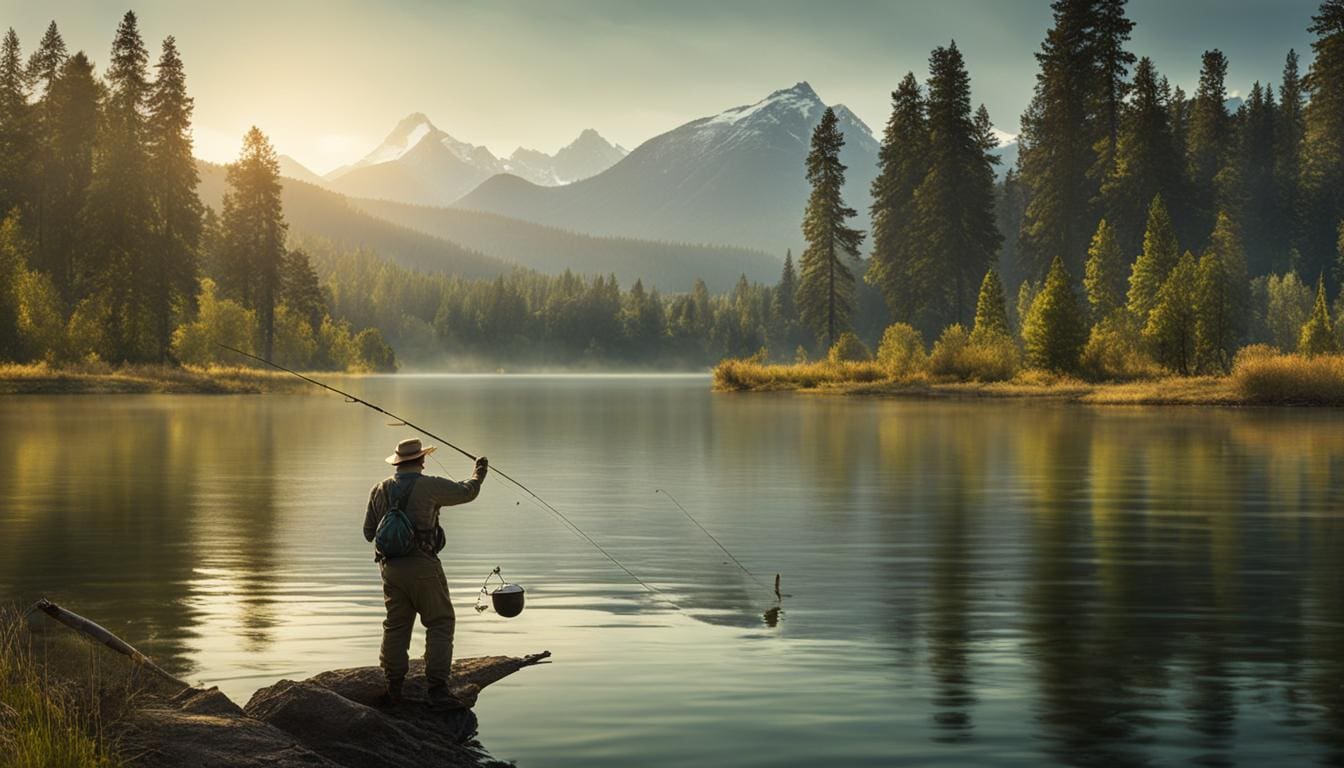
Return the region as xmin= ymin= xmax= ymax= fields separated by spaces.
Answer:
xmin=2 ymin=375 xmax=1343 ymax=766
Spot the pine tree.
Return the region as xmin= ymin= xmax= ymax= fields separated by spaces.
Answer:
xmin=85 ymin=11 xmax=155 ymax=361
xmin=146 ymin=36 xmax=203 ymax=362
xmin=797 ymin=107 xmax=863 ymax=349
xmin=1017 ymin=0 xmax=1103 ymax=281
xmin=1236 ymin=82 xmax=1281 ymax=277
xmin=1275 ymin=50 xmax=1305 ymax=275
xmin=0 ymin=29 xmax=33 ymax=222
xmin=915 ymin=42 xmax=1000 ymax=329
xmin=1301 ymin=2 xmax=1344 ymax=291
xmin=867 ymin=72 xmax=928 ymax=324
xmin=1299 ymin=275 xmax=1340 ymax=356
xmin=1185 ymin=50 xmax=1232 ymax=250
xmin=26 ymin=22 xmax=66 ymax=268
xmin=1194 ymin=212 xmax=1249 ymax=372
xmin=1143 ymin=250 xmax=1199 ymax=374
xmin=1084 ymin=218 xmax=1126 ymax=322
xmin=281 ymin=249 xmax=326 ymax=333
xmin=1022 ymin=254 xmax=1087 ymax=372
xmin=38 ymin=52 xmax=97 ymax=307
xmin=771 ymin=249 xmax=800 ymax=349
xmin=996 ymin=167 xmax=1028 ymax=290
xmin=1127 ymin=195 xmax=1180 ymax=321
xmin=0 ymin=212 xmax=26 ymax=361
xmin=221 ymin=127 xmax=288 ymax=359
xmin=971 ymin=267 xmax=1011 ymax=343
xmin=1100 ymin=57 xmax=1181 ymax=257
xmin=1089 ymin=0 xmax=1137 ymax=185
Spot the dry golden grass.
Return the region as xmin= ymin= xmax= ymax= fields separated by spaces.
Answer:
xmin=0 ymin=607 xmax=127 ymax=768
xmin=1231 ymin=351 xmax=1344 ymax=405
xmin=713 ymin=358 xmax=1243 ymax=406
xmin=0 ymin=362 xmax=308 ymax=395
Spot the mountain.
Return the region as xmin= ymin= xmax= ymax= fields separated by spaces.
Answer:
xmin=277 ymin=154 xmax=327 ymax=186
xmin=351 ymin=197 xmax=779 ymax=292
xmin=452 ymin=82 xmax=880 ymax=255
xmin=505 ymin=129 xmax=627 ymax=186
xmin=323 ymin=113 xmax=507 ymax=206
xmin=990 ymin=140 xmax=1019 ymax=179
xmin=321 ymin=114 xmax=626 ymax=207
xmin=196 ymin=160 xmax=507 ymax=278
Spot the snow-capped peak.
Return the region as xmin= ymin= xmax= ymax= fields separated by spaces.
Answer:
xmin=705 ymin=81 xmax=823 ymax=128
xmin=355 ymin=112 xmax=439 ymax=168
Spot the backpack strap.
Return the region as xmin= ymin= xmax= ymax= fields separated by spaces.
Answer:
xmin=387 ymin=473 xmax=421 ymax=512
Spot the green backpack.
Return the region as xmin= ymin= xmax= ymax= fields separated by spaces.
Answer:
xmin=374 ymin=475 xmax=421 ymax=559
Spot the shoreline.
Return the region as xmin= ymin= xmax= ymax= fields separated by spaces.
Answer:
xmin=716 ymin=376 xmax=1249 ymax=406
xmin=0 ymin=363 xmax=308 ymax=395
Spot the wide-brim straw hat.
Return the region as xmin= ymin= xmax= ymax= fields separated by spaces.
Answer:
xmin=386 ymin=437 xmax=437 ymax=465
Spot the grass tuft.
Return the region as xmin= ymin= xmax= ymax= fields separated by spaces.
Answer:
xmin=1231 ymin=350 xmax=1344 ymax=405
xmin=0 ymin=607 xmax=126 ymax=768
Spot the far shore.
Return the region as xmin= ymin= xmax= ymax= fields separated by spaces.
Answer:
xmin=0 ymin=363 xmax=307 ymax=395
xmin=711 ymin=353 xmax=1344 ymax=408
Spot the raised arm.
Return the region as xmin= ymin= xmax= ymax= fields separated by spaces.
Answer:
xmin=427 ymin=457 xmax=489 ymax=506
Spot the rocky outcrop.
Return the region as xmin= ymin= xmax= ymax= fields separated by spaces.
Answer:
xmin=25 ymin=598 xmax=550 ymax=768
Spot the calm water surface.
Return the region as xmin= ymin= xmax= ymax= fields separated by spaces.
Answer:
xmin=3 ymin=375 xmax=1344 ymax=766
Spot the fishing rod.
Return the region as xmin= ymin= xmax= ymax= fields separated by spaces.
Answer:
xmin=655 ymin=488 xmax=771 ymax=593
xmin=218 ymin=344 xmax=666 ymax=599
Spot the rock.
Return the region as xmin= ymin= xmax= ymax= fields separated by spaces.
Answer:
xmin=120 ymin=703 xmax=343 ymax=768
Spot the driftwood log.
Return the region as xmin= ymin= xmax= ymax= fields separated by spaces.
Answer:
xmin=24 ymin=599 xmax=551 ymax=768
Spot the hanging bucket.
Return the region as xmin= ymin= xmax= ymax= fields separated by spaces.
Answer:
xmin=476 ymin=566 xmax=525 ymax=618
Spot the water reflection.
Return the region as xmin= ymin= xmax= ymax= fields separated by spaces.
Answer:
xmin=4 ymin=383 xmax=1344 ymax=766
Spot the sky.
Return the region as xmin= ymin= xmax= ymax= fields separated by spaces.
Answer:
xmin=1 ymin=0 xmax=1324 ymax=175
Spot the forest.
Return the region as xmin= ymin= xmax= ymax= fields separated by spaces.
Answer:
xmin=774 ymin=0 xmax=1344 ymax=385
xmin=6 ymin=2 xmax=1344 ymax=375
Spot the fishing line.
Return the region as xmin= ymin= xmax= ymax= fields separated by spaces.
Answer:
xmin=220 ymin=344 xmax=670 ymax=602
xmin=655 ymin=488 xmax=771 ymax=592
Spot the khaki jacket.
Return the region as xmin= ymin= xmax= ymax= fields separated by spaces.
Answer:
xmin=362 ymin=467 xmax=484 ymax=558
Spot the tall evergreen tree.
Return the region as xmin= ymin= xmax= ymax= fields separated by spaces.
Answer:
xmin=1084 ymin=218 xmax=1126 ymax=322
xmin=281 ymin=249 xmax=326 ymax=334
xmin=1017 ymin=0 xmax=1102 ymax=281
xmin=797 ymin=107 xmax=863 ymax=349
xmin=971 ymin=267 xmax=1011 ymax=342
xmin=867 ymin=73 xmax=928 ymax=325
xmin=1302 ymin=2 xmax=1344 ymax=291
xmin=1127 ymin=195 xmax=1180 ymax=320
xmin=0 ymin=29 xmax=33 ymax=222
xmin=1275 ymin=49 xmax=1306 ymax=273
xmin=1022 ymin=254 xmax=1087 ymax=372
xmin=1194 ymin=212 xmax=1250 ymax=372
xmin=43 ymin=51 xmax=98 ymax=306
xmin=86 ymin=11 xmax=155 ymax=361
xmin=1236 ymin=82 xmax=1281 ymax=276
xmin=1143 ymin=250 xmax=1199 ymax=374
xmin=1089 ymin=0 xmax=1137 ymax=185
xmin=1185 ymin=49 xmax=1232 ymax=250
xmin=26 ymin=22 xmax=68 ymax=275
xmin=1100 ymin=57 xmax=1181 ymax=256
xmin=915 ymin=42 xmax=1001 ymax=328
xmin=146 ymin=36 xmax=202 ymax=361
xmin=221 ymin=126 xmax=288 ymax=359
xmin=771 ymin=249 xmax=800 ymax=349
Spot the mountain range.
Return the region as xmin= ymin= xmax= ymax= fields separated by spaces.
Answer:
xmin=452 ymin=82 xmax=879 ymax=255
xmin=313 ymin=114 xmax=626 ymax=206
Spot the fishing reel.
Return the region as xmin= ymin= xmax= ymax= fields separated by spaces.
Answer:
xmin=475 ymin=566 xmax=525 ymax=618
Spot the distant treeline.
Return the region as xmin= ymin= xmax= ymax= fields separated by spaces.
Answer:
xmin=785 ymin=0 xmax=1344 ymax=379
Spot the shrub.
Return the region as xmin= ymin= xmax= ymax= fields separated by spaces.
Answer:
xmin=928 ymin=324 xmax=971 ymax=376
xmin=1298 ymin=278 xmax=1340 ymax=357
xmin=1080 ymin=316 xmax=1159 ymax=381
xmin=1232 ymin=350 xmax=1344 ymax=405
xmin=875 ymin=323 xmax=926 ymax=377
xmin=827 ymin=331 xmax=871 ymax=363
xmin=960 ymin=332 xmax=1021 ymax=381
xmin=170 ymin=279 xmax=257 ymax=366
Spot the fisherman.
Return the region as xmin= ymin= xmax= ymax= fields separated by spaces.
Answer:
xmin=363 ymin=437 xmax=488 ymax=707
